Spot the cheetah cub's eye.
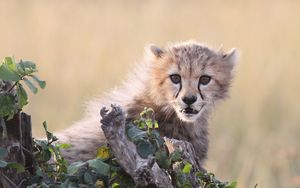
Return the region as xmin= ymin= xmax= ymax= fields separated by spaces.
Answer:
xmin=170 ymin=74 xmax=181 ymax=84
xmin=199 ymin=75 xmax=211 ymax=85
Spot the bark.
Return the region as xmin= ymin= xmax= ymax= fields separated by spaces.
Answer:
xmin=0 ymin=112 xmax=34 ymax=188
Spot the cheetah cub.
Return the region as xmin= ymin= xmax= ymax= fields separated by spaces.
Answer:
xmin=57 ymin=41 xmax=237 ymax=168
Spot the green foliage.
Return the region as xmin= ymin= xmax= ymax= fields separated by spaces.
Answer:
xmin=155 ymin=150 xmax=172 ymax=169
xmin=0 ymin=57 xmax=46 ymax=119
xmin=135 ymin=138 xmax=156 ymax=158
xmin=96 ymin=145 xmax=111 ymax=160
xmin=6 ymin=162 xmax=25 ymax=173
xmin=16 ymin=83 xmax=28 ymax=108
xmin=88 ymin=159 xmax=110 ymax=176
xmin=25 ymin=121 xmax=135 ymax=187
xmin=23 ymin=107 xmax=236 ymax=187
xmin=195 ymin=172 xmax=237 ymax=188
xmin=134 ymin=107 xmax=159 ymax=132
xmin=127 ymin=107 xmax=165 ymax=159
xmin=182 ymin=162 xmax=192 ymax=174
xmin=0 ymin=57 xmax=46 ymax=178
xmin=0 ymin=57 xmax=21 ymax=81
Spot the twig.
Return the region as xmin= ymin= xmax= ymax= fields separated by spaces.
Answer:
xmin=7 ymin=81 xmax=19 ymax=93
xmin=7 ymin=75 xmax=26 ymax=93
xmin=1 ymin=173 xmax=18 ymax=188
xmin=18 ymin=178 xmax=27 ymax=188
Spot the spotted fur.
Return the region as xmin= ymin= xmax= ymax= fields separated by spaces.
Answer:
xmin=57 ymin=41 xmax=237 ymax=166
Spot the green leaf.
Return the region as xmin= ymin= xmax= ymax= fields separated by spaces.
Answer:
xmin=42 ymin=121 xmax=54 ymax=142
xmin=34 ymin=140 xmax=48 ymax=150
xmin=84 ymin=172 xmax=93 ymax=184
xmin=18 ymin=60 xmax=36 ymax=70
xmin=16 ymin=83 xmax=28 ymax=109
xmin=181 ymin=183 xmax=192 ymax=188
xmin=145 ymin=119 xmax=153 ymax=128
xmin=226 ymin=181 xmax=237 ymax=188
xmin=96 ymin=146 xmax=111 ymax=160
xmin=17 ymin=60 xmax=37 ymax=76
xmin=7 ymin=162 xmax=25 ymax=173
xmin=139 ymin=107 xmax=147 ymax=117
xmin=135 ymin=139 xmax=156 ymax=159
xmin=140 ymin=107 xmax=154 ymax=117
xmin=126 ymin=124 xmax=147 ymax=141
xmin=48 ymin=145 xmax=59 ymax=159
xmin=146 ymin=107 xmax=154 ymax=113
xmin=155 ymin=150 xmax=171 ymax=169
xmin=23 ymin=77 xmax=38 ymax=94
xmin=182 ymin=162 xmax=192 ymax=174
xmin=154 ymin=121 xmax=159 ymax=128
xmin=41 ymin=182 xmax=50 ymax=188
xmin=33 ymin=140 xmax=52 ymax=162
xmin=88 ymin=159 xmax=110 ymax=176
xmin=150 ymin=130 xmax=164 ymax=148
xmin=112 ymin=183 xmax=120 ymax=188
xmin=0 ymin=57 xmax=20 ymax=81
xmin=0 ymin=147 xmax=8 ymax=158
xmin=46 ymin=131 xmax=53 ymax=142
xmin=30 ymin=75 xmax=46 ymax=89
xmin=35 ymin=167 xmax=44 ymax=177
xmin=56 ymin=143 xmax=71 ymax=149
xmin=42 ymin=149 xmax=52 ymax=162
xmin=169 ymin=149 xmax=182 ymax=162
xmin=43 ymin=121 xmax=48 ymax=131
xmin=0 ymin=93 xmax=16 ymax=118
xmin=0 ymin=160 xmax=7 ymax=168
xmin=51 ymin=136 xmax=58 ymax=142
xmin=67 ymin=161 xmax=85 ymax=175
xmin=4 ymin=57 xmax=16 ymax=68
xmin=137 ymin=121 xmax=146 ymax=129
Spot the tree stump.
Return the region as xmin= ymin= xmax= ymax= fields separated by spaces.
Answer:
xmin=0 ymin=112 xmax=34 ymax=188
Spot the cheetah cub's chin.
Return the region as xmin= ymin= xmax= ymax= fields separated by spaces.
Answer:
xmin=176 ymin=105 xmax=205 ymax=122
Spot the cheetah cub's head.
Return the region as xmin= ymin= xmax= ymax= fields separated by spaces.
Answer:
xmin=148 ymin=41 xmax=237 ymax=122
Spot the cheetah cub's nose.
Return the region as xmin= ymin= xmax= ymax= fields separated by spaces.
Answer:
xmin=182 ymin=95 xmax=197 ymax=105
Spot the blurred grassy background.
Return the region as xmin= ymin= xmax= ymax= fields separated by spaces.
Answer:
xmin=1 ymin=0 xmax=300 ymax=187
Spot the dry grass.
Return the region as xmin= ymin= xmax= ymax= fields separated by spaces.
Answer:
xmin=1 ymin=0 xmax=300 ymax=187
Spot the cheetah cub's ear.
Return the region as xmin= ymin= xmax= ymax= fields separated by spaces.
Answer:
xmin=222 ymin=48 xmax=238 ymax=70
xmin=146 ymin=44 xmax=165 ymax=59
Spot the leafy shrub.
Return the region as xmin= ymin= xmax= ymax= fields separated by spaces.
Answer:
xmin=0 ymin=57 xmax=45 ymax=119
xmin=0 ymin=57 xmax=46 ymax=178
xmin=25 ymin=108 xmax=237 ymax=188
